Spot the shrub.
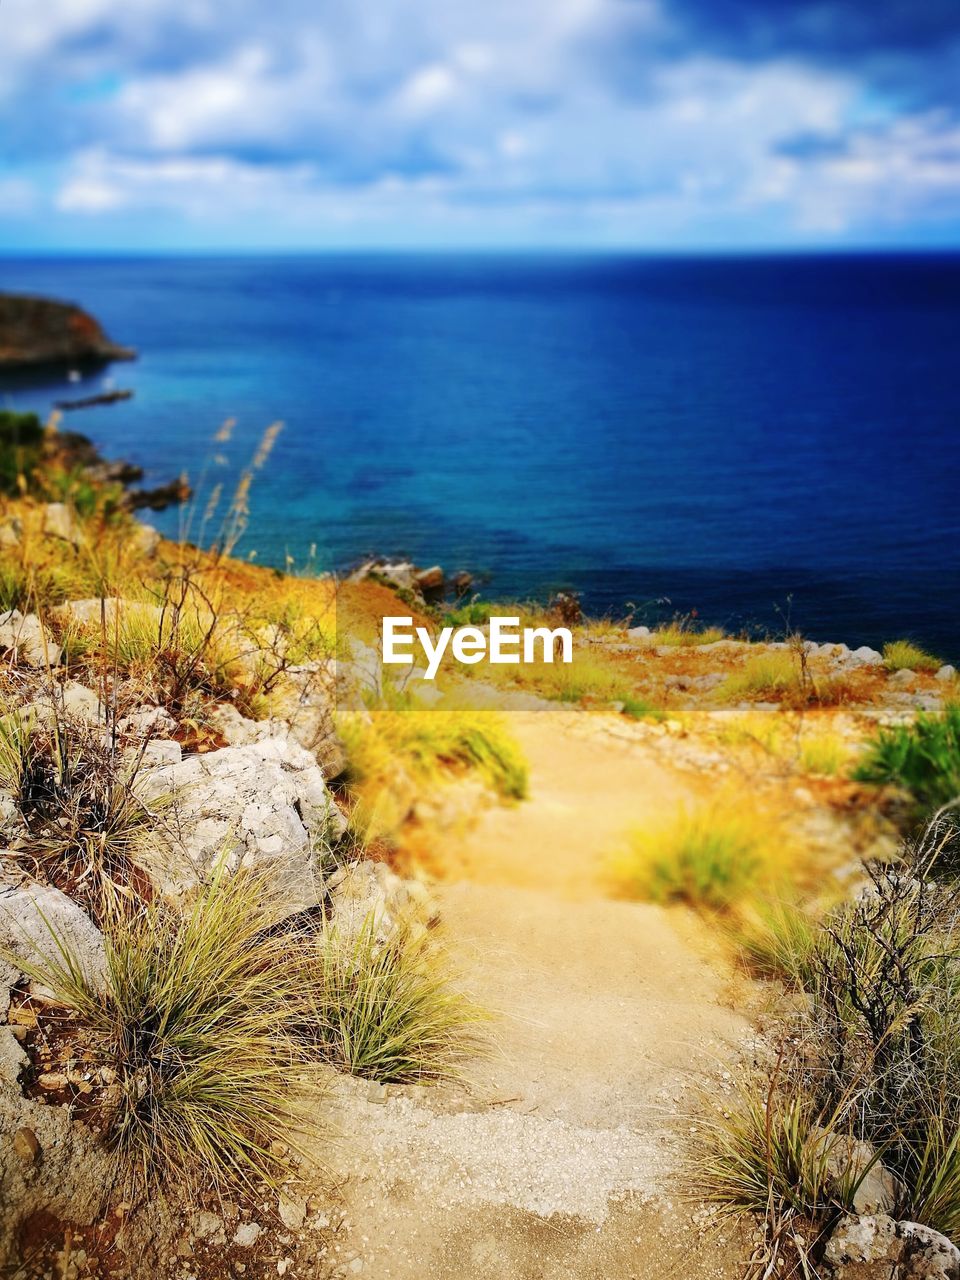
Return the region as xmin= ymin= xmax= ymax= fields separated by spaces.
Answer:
xmin=0 ymin=705 xmax=165 ymax=919
xmin=799 ymin=730 xmax=852 ymax=777
xmin=340 ymin=707 xmax=527 ymax=800
xmin=299 ymin=915 xmax=483 ymax=1083
xmin=620 ymin=695 xmax=665 ymax=722
xmin=338 ymin=706 xmax=527 ymax=839
xmin=854 ymin=706 xmax=960 ymax=822
xmin=883 ymin=640 xmax=942 ymax=674
xmin=7 ymin=869 xmax=312 ymax=1192
xmin=703 ymin=820 xmax=960 ymax=1264
xmin=522 ymin=654 xmax=630 ymax=704
xmin=619 ymin=807 xmax=770 ymax=911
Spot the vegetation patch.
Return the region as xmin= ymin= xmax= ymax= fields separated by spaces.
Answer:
xmin=9 ymin=869 xmax=314 ymax=1193
xmin=883 ymin=639 xmax=942 ymax=674
xmin=299 ymin=915 xmax=484 ymax=1083
xmin=854 ymin=705 xmax=960 ymax=823
xmin=618 ymin=806 xmax=775 ymax=911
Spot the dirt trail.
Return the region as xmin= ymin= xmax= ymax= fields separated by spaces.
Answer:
xmin=321 ymin=712 xmax=756 ymax=1279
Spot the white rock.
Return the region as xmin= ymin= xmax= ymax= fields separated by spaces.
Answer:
xmin=233 ymin=1222 xmax=262 ymax=1248
xmin=139 ymin=737 xmax=346 ymax=909
xmin=132 ymin=523 xmax=161 ymax=557
xmin=278 ymin=1192 xmax=307 ymax=1230
xmin=42 ymin=502 xmax=81 ymax=546
xmin=627 ymin=626 xmax=651 ymax=641
xmin=891 ymin=669 xmax=918 ymax=687
xmin=848 ymin=646 xmax=883 ymax=666
xmin=0 ymin=611 xmax=61 ymax=667
xmin=936 ymin=665 xmax=957 ymax=683
xmin=326 ymin=860 xmax=434 ymax=946
xmin=0 ymin=884 xmax=106 ymax=994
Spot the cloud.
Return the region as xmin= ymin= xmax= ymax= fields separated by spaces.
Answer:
xmin=1 ymin=0 xmax=959 ymax=246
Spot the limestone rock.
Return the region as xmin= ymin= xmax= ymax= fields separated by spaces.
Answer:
xmin=891 ymin=669 xmax=919 ymax=687
xmin=817 ymin=1132 xmax=904 ymax=1215
xmin=41 ymin=502 xmax=81 ymax=547
xmin=824 ymin=1214 xmax=902 ymax=1274
xmin=849 ymin=646 xmax=884 ymax=667
xmin=326 ymin=860 xmax=435 ymax=946
xmin=132 ymin=523 xmax=161 ymax=557
xmin=898 ymin=1222 xmax=960 ymax=1280
xmin=936 ymin=665 xmax=957 ymax=683
xmin=0 ymin=610 xmax=61 ymax=667
xmin=0 ymin=884 xmax=106 ymax=995
xmin=139 ymin=737 xmax=346 ymax=910
xmin=824 ymin=1215 xmax=960 ymax=1279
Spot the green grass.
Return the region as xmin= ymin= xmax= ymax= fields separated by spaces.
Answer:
xmin=883 ymin=639 xmax=942 ymax=674
xmin=300 ymin=915 xmax=484 ymax=1083
xmin=619 ymin=808 xmax=770 ymax=911
xmin=620 ymin=695 xmax=666 ymax=722
xmin=854 ymin=705 xmax=960 ymax=821
xmin=719 ymin=651 xmax=800 ymax=702
xmin=654 ymin=622 xmax=725 ymax=647
xmin=7 ymin=869 xmax=313 ymax=1192
xmin=732 ymin=898 xmax=822 ymax=985
xmin=0 ymin=410 xmax=44 ymax=496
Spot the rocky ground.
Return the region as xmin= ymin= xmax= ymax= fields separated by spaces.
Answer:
xmin=0 ymin=565 xmax=957 ymax=1278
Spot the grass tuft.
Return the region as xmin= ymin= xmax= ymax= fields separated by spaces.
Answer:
xmin=883 ymin=640 xmax=942 ymax=674
xmin=618 ymin=806 xmax=772 ymax=911
xmin=299 ymin=915 xmax=484 ymax=1083
xmin=854 ymin=705 xmax=960 ymax=822
xmin=8 ymin=868 xmax=314 ymax=1192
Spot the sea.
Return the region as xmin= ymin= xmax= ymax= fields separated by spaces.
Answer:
xmin=1 ymin=253 xmax=958 ymax=656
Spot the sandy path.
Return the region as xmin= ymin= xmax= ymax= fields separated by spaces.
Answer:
xmin=319 ymin=713 xmax=755 ymax=1279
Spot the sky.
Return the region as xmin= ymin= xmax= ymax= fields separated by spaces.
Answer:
xmin=2 ymin=0 xmax=960 ymax=250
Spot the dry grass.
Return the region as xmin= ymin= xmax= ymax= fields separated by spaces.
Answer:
xmin=338 ymin=705 xmax=527 ymax=838
xmin=7 ymin=868 xmax=315 ymax=1193
xmin=297 ymin=914 xmax=485 ymax=1083
xmin=883 ymin=639 xmax=942 ymax=674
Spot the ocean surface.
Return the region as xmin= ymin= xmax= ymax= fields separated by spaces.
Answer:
xmin=1 ymin=253 xmax=959 ymax=656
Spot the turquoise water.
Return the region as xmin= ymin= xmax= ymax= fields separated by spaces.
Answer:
xmin=1 ymin=253 xmax=958 ymax=654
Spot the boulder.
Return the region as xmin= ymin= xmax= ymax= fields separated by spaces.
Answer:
xmin=817 ymin=1131 xmax=904 ymax=1215
xmin=823 ymin=1215 xmax=960 ymax=1280
xmin=139 ymin=737 xmax=346 ymax=911
xmin=891 ymin=669 xmax=918 ymax=688
xmin=898 ymin=1222 xmax=960 ymax=1280
xmin=0 ymin=517 xmax=21 ymax=549
xmin=627 ymin=626 xmax=651 ymax=641
xmin=41 ymin=502 xmax=81 ymax=547
xmin=132 ymin=523 xmax=162 ymax=558
xmin=824 ymin=1214 xmax=902 ymax=1275
xmin=936 ymin=666 xmax=957 ymax=683
xmin=849 ymin=646 xmax=884 ymax=667
xmin=326 ymin=860 xmax=435 ymax=947
xmin=207 ymin=698 xmax=345 ymax=780
xmin=0 ymin=610 xmax=61 ymax=667
xmin=414 ymin=565 xmax=445 ymax=595
xmin=0 ymin=884 xmax=106 ymax=999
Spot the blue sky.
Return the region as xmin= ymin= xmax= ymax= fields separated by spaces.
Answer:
xmin=2 ymin=0 xmax=960 ymax=250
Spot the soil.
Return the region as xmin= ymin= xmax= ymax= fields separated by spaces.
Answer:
xmin=315 ymin=710 xmax=760 ymax=1279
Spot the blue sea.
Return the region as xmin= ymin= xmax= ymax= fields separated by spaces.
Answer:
xmin=1 ymin=254 xmax=958 ymax=656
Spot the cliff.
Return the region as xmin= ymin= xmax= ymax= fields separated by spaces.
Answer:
xmin=0 ymin=292 xmax=135 ymax=370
